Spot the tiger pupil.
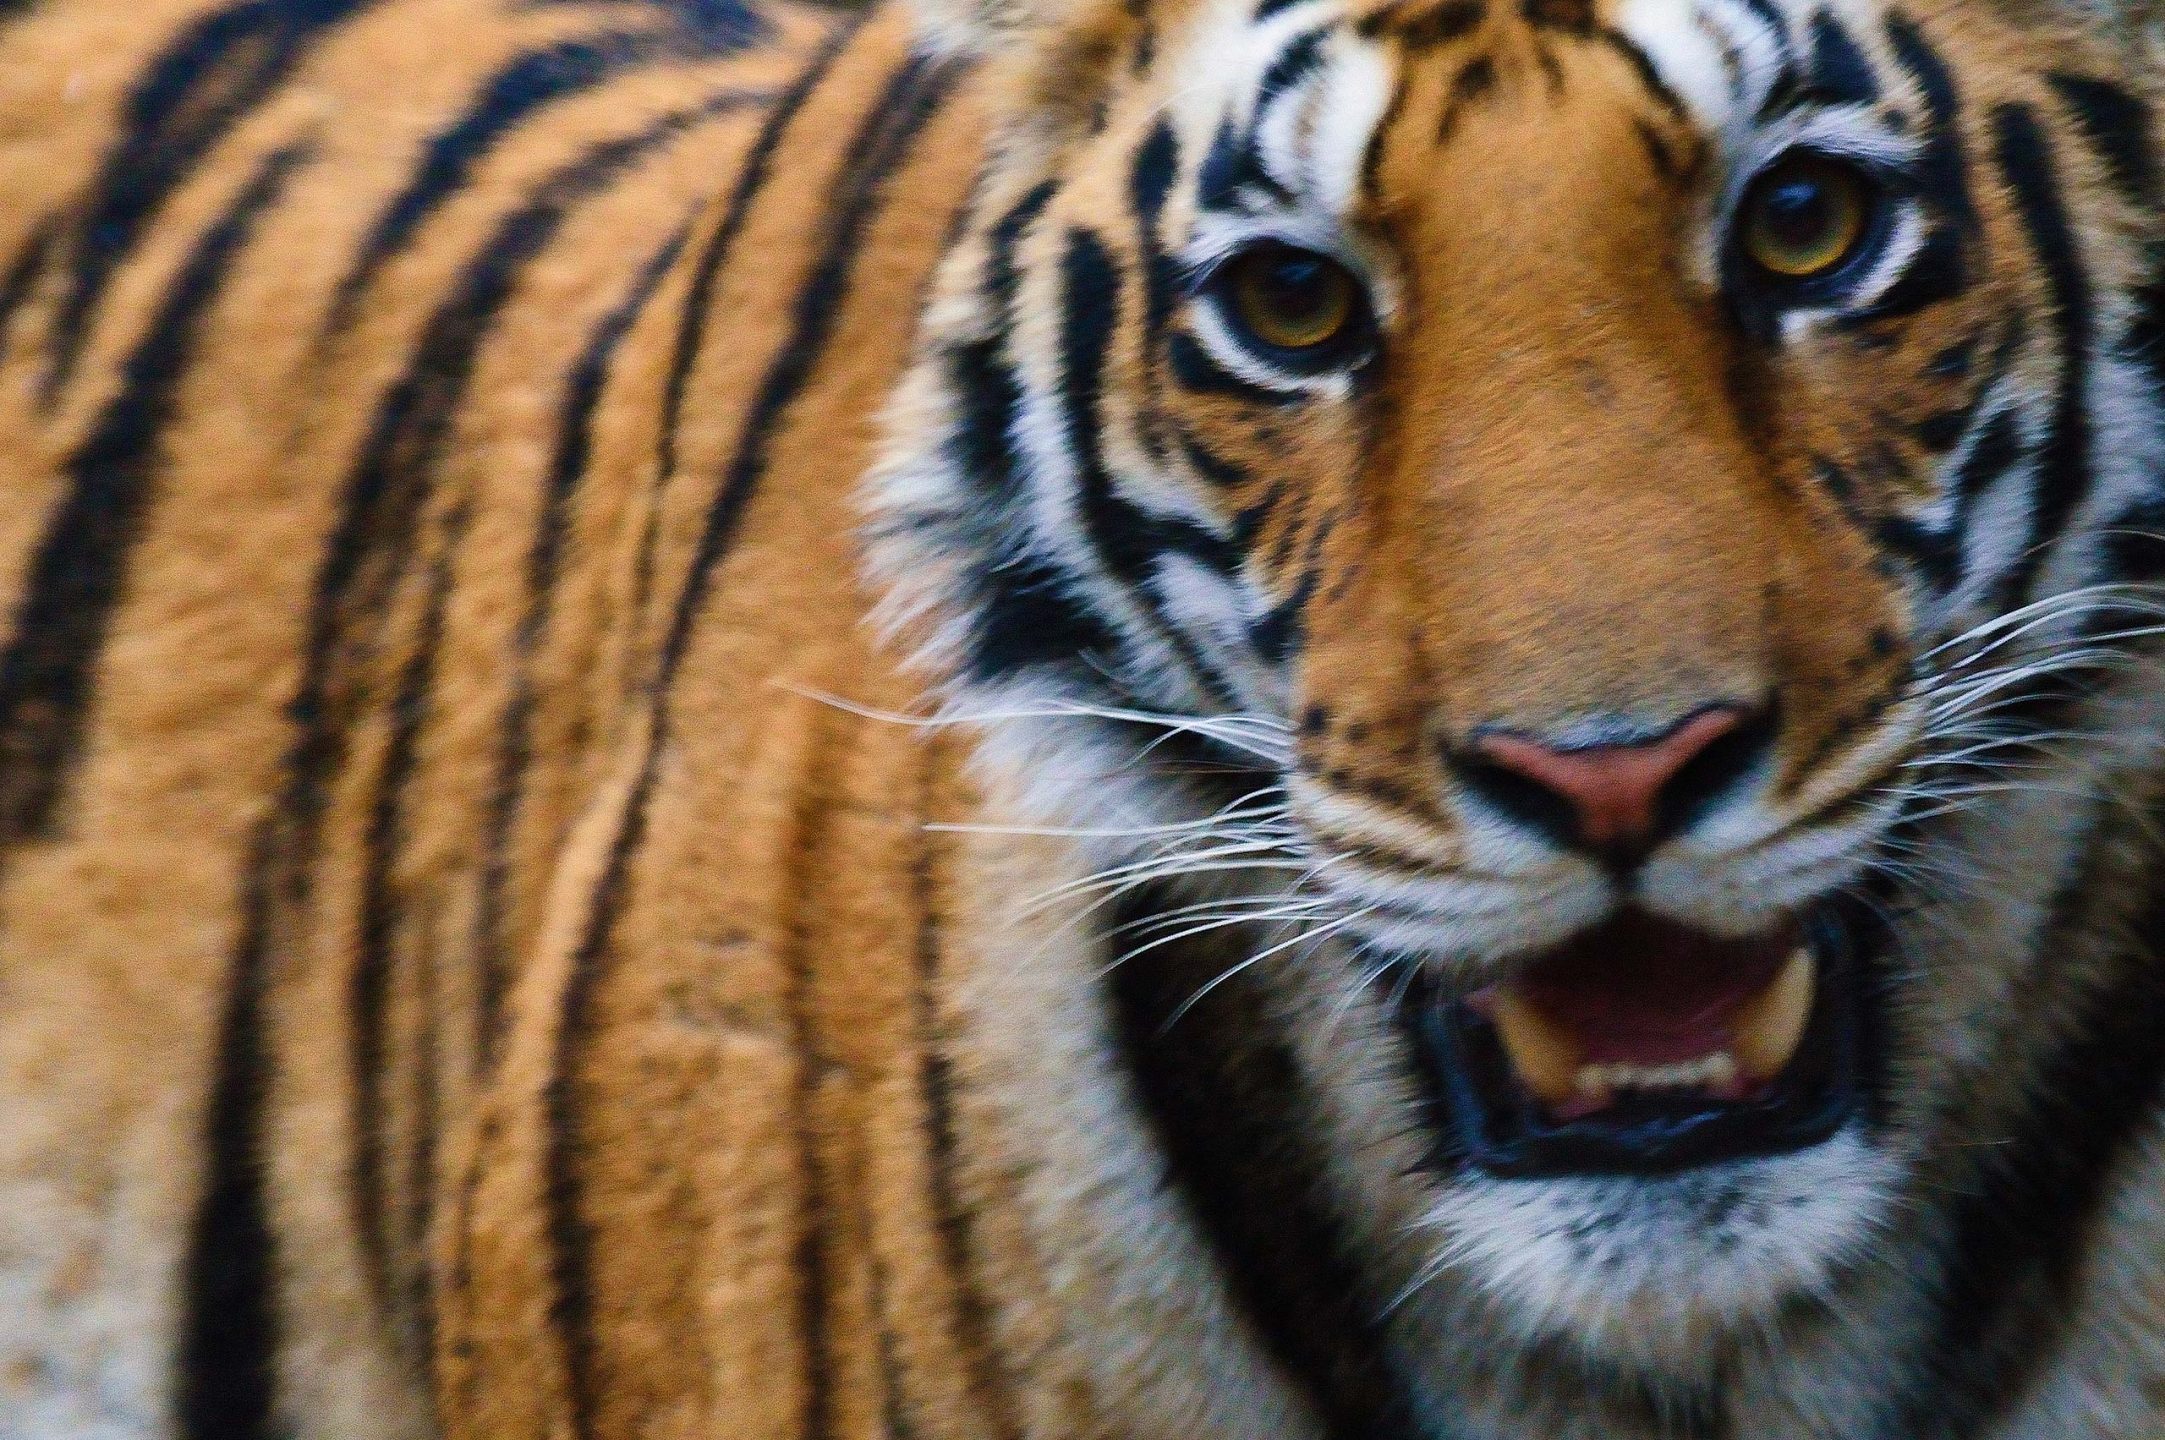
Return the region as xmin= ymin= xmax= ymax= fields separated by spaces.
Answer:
xmin=1762 ymin=178 xmax=1834 ymax=252
xmin=1262 ymin=258 xmax=1327 ymax=317
xmin=1234 ymin=247 xmax=1354 ymax=350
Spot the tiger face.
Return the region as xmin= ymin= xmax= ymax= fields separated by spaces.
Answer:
xmin=875 ymin=0 xmax=2163 ymax=1376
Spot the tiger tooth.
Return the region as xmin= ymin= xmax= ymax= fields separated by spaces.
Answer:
xmin=1733 ymin=946 xmax=1816 ymax=1080
xmin=1567 ymin=1051 xmax=1743 ymax=1097
xmin=1490 ymin=987 xmax=1583 ymax=1105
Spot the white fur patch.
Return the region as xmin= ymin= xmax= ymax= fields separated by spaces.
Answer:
xmin=1410 ymin=1131 xmax=1899 ymax=1365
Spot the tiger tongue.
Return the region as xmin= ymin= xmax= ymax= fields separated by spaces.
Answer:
xmin=1469 ymin=913 xmax=1809 ymax=1113
xmin=1515 ymin=914 xmax=1797 ymax=1066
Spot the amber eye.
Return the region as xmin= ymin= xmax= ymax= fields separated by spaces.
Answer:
xmin=1220 ymin=243 xmax=1365 ymax=355
xmin=1737 ymin=155 xmax=1876 ymax=282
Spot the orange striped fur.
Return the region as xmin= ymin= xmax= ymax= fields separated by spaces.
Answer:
xmin=5 ymin=0 xmax=2165 ymax=1433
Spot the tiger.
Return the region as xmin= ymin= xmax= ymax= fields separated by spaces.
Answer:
xmin=2 ymin=0 xmax=2164 ymax=1426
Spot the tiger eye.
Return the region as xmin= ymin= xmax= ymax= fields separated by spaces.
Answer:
xmin=1738 ymin=156 xmax=1874 ymax=282
xmin=1225 ymin=244 xmax=1362 ymax=353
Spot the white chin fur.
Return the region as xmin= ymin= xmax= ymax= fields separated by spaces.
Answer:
xmin=1413 ymin=1130 xmax=1898 ymax=1368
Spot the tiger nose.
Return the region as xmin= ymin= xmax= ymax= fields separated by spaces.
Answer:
xmin=1456 ymin=706 xmax=1764 ymax=865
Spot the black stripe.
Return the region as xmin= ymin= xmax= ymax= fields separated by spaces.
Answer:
xmin=1805 ymin=10 xmax=1878 ymax=108
xmin=788 ymin=735 xmax=838 ymax=1440
xmin=1060 ymin=233 xmax=1245 ymax=691
xmin=1596 ymin=28 xmax=1689 ymax=118
xmin=336 ymin=85 xmax=753 ymax=1318
xmin=1060 ymin=237 xmax=1238 ymax=580
xmin=305 ymin=81 xmax=757 ymax=765
xmin=946 ymin=175 xmax=1056 ymax=504
xmin=655 ymin=53 xmax=957 ymax=683
xmin=1882 ymin=800 xmax=2165 ymax=1435
xmin=171 ymin=155 xmax=319 ymax=1440
xmin=1130 ymin=121 xmax=1184 ymax=465
xmin=1732 ymin=0 xmax=1793 ymax=60
xmin=1255 ymin=27 xmax=1328 ymax=108
xmin=1524 ymin=0 xmax=1592 ymax=35
xmin=0 ymin=218 xmax=55 ymax=354
xmin=0 ymin=141 xmax=311 ymax=851
xmin=909 ymin=818 xmax=1025 ymax=1440
xmin=533 ymin=0 xmax=756 ymax=23
xmin=47 ymin=0 xmax=374 ymax=395
xmin=1130 ymin=122 xmax=1178 ymax=241
xmin=869 ymin=1285 xmax=919 ymax=1440
xmin=546 ymin=39 xmax=954 ymax=1436
xmin=1991 ymin=103 xmax=2093 ymax=602
xmin=1929 ymin=333 xmax=1978 ymax=380
xmin=1884 ymin=13 xmax=1977 ymax=237
xmin=945 ymin=333 xmax=1029 ymax=506
xmin=965 ymin=548 xmax=1127 ymax=679
xmin=1844 ymin=224 xmax=1968 ymax=327
xmin=1867 ymin=322 xmax=2023 ymax=583
xmin=943 ymin=186 xmax=1131 ymax=681
xmin=1168 ymin=331 xmax=1299 ymax=407
xmin=2098 ymin=489 xmax=2165 ymax=583
xmin=1877 ymin=402 xmax=2026 ymax=596
xmin=1175 ymin=425 xmax=1254 ymax=489
xmin=472 ymin=212 xmax=694 ymax=1060
xmin=1912 ymin=406 xmax=1970 ymax=453
xmin=1441 ymin=56 xmax=1498 ymax=144
xmin=405 ymin=850 xmax=443 ymax=1384
xmin=625 ymin=29 xmax=858 ymax=634
xmin=323 ymin=10 xmax=762 ymax=334
xmin=439 ymin=1107 xmax=498 ymax=1423
xmin=1249 ymin=514 xmax=1328 ymax=662
xmin=853 ymin=1072 xmax=921 ymax=1440
xmin=544 ymin=743 xmax=654 ymax=1440
xmin=1948 ymin=405 xmax=2025 ymax=512
xmin=1367 ymin=0 xmax=1484 ymax=47
xmin=1198 ymin=116 xmax=1293 ymax=211
xmin=349 ymin=497 xmax=469 ymax=1326
xmin=1103 ymin=886 xmax=1426 ymax=1440
xmin=334 ymin=82 xmax=762 ymax=638
xmin=178 ymin=858 xmax=285 ymax=1440
xmin=2047 ymin=71 xmax=2155 ymax=209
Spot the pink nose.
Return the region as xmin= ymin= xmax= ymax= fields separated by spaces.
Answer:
xmin=1467 ymin=708 xmax=1750 ymax=857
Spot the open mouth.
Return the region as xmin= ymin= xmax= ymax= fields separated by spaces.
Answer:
xmin=1403 ymin=910 xmax=1861 ymax=1176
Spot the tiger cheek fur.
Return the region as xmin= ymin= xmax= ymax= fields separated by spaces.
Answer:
xmin=3 ymin=0 xmax=2165 ymax=1431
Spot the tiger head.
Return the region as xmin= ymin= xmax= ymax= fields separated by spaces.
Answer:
xmin=872 ymin=0 xmax=2164 ymax=1383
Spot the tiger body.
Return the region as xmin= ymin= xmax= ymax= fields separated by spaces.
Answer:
xmin=4 ymin=0 xmax=2165 ymax=1433
xmin=0 ymin=6 xmax=1025 ymax=1435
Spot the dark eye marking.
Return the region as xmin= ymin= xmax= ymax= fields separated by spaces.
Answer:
xmin=1257 ymin=27 xmax=1330 ymax=107
xmin=1522 ymin=0 xmax=1593 ymax=36
xmin=1436 ymin=54 xmax=1498 ymax=143
xmin=1883 ymin=14 xmax=1977 ymax=233
xmin=1199 ymin=116 xmax=1293 ymax=210
xmin=2045 ymin=70 xmax=2156 ymax=209
xmin=1356 ymin=0 xmax=1485 ymax=47
xmin=1805 ymin=12 xmax=1879 ymax=109
xmin=1990 ymin=102 xmax=2094 ymax=599
xmin=1594 ymin=28 xmax=1690 ymax=120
